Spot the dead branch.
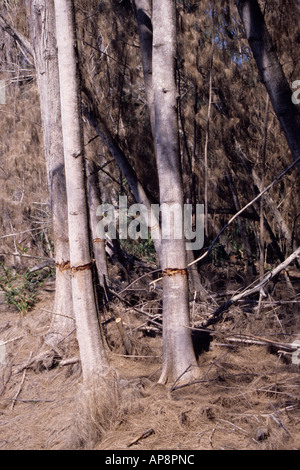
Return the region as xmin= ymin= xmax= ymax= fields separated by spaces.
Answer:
xmin=0 ymin=251 xmax=51 ymax=261
xmin=11 ymin=352 xmax=32 ymax=410
xmin=115 ymin=317 xmax=133 ymax=355
xmin=203 ymin=246 xmax=300 ymax=327
xmin=14 ymin=349 xmax=62 ymax=374
xmin=8 ymin=398 xmax=54 ymax=404
xmin=189 ymin=157 xmax=300 ymax=269
xmin=218 ymin=332 xmax=300 ymax=353
xmin=29 ymin=259 xmax=55 ymax=273
xmin=0 ymin=12 xmax=34 ymax=60
xmin=59 ymin=357 xmax=79 ymax=366
xmin=0 ymin=336 xmax=24 ymax=346
xmin=127 ymin=428 xmax=155 ymax=447
xmin=40 ymin=308 xmax=75 ymax=321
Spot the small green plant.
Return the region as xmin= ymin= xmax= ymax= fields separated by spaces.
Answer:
xmin=0 ymin=262 xmax=53 ymax=315
xmin=121 ymin=235 xmax=156 ymax=264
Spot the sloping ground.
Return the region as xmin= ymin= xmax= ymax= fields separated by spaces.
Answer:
xmin=0 ymin=274 xmax=300 ymax=451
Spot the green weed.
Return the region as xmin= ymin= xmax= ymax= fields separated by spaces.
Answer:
xmin=0 ymin=262 xmax=54 ymax=315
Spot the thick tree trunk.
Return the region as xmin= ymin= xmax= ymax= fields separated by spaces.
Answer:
xmin=25 ymin=0 xmax=74 ymax=345
xmin=54 ymin=0 xmax=108 ymax=381
xmin=152 ymin=0 xmax=198 ymax=385
xmin=235 ymin=0 xmax=300 ymax=172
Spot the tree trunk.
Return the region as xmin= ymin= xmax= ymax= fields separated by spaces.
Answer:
xmin=134 ymin=0 xmax=155 ymax=137
xmin=226 ymin=168 xmax=254 ymax=280
xmin=152 ymin=0 xmax=198 ymax=385
xmin=259 ymin=95 xmax=269 ymax=278
xmin=82 ymin=101 xmax=161 ymax=259
xmin=86 ymin=159 xmax=109 ymax=290
xmin=235 ymin=0 xmax=300 ymax=172
xmin=54 ymin=0 xmax=108 ymax=381
xmin=25 ymin=0 xmax=74 ymax=346
xmin=204 ymin=45 xmax=213 ymax=238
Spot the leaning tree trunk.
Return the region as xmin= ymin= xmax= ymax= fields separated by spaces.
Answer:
xmin=134 ymin=0 xmax=155 ymax=137
xmin=54 ymin=0 xmax=108 ymax=381
xmin=25 ymin=0 xmax=74 ymax=346
xmin=235 ymin=0 xmax=300 ymax=172
xmin=86 ymin=159 xmax=109 ymax=290
xmin=152 ymin=0 xmax=198 ymax=385
xmin=82 ymin=99 xmax=162 ymax=258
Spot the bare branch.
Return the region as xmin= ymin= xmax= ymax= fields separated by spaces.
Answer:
xmin=203 ymin=246 xmax=300 ymax=327
xmin=0 ymin=12 xmax=34 ymax=60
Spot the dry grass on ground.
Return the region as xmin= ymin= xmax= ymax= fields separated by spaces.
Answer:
xmin=0 ymin=270 xmax=300 ymax=451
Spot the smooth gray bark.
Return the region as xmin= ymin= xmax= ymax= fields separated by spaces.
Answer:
xmin=152 ymin=0 xmax=198 ymax=384
xmin=54 ymin=0 xmax=108 ymax=381
xmin=25 ymin=0 xmax=74 ymax=345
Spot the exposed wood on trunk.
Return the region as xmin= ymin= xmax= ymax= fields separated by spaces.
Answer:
xmin=54 ymin=0 xmax=108 ymax=381
xmin=152 ymin=0 xmax=198 ymax=385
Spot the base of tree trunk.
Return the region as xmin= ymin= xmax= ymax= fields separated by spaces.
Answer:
xmin=158 ymin=272 xmax=199 ymax=386
xmin=44 ymin=267 xmax=75 ymax=347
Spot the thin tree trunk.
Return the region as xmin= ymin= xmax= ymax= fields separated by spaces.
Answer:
xmin=152 ymin=0 xmax=198 ymax=385
xmin=86 ymin=159 xmax=109 ymax=290
xmin=259 ymin=95 xmax=269 ymax=278
xmin=54 ymin=0 xmax=108 ymax=381
xmin=82 ymin=101 xmax=161 ymax=259
xmin=235 ymin=0 xmax=300 ymax=172
xmin=134 ymin=0 xmax=155 ymax=137
xmin=204 ymin=45 xmax=213 ymax=238
xmin=25 ymin=0 xmax=74 ymax=346
xmin=226 ymin=168 xmax=253 ymax=279
xmin=252 ymin=170 xmax=294 ymax=249
xmin=0 ymin=12 xmax=34 ymax=61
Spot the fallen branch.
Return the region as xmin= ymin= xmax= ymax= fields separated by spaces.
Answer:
xmin=0 ymin=228 xmax=45 ymax=240
xmin=218 ymin=332 xmax=300 ymax=353
xmin=127 ymin=428 xmax=155 ymax=447
xmin=29 ymin=259 xmax=55 ymax=273
xmin=203 ymin=246 xmax=300 ymax=327
xmin=14 ymin=349 xmax=62 ymax=374
xmin=8 ymin=398 xmax=54 ymax=404
xmin=59 ymin=357 xmax=79 ymax=367
xmin=0 ymin=336 xmax=24 ymax=346
xmin=11 ymin=352 xmax=32 ymax=410
xmin=40 ymin=308 xmax=75 ymax=321
xmin=0 ymin=252 xmax=51 ymax=261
